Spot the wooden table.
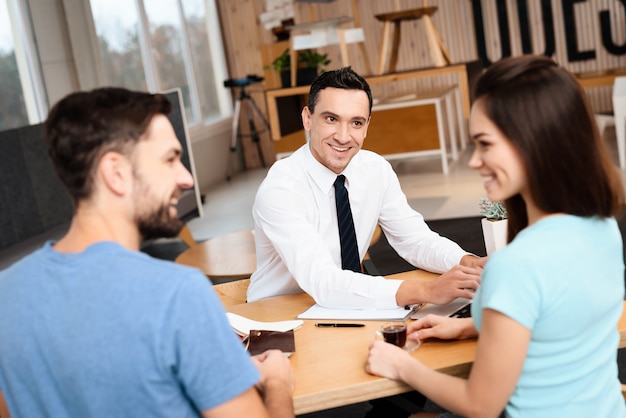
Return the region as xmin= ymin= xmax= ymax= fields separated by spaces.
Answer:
xmin=228 ymin=270 xmax=473 ymax=414
xmin=575 ymin=68 xmax=626 ymax=89
xmin=175 ymin=229 xmax=256 ymax=280
xmin=368 ymin=86 xmax=466 ymax=173
xmin=228 ymin=269 xmax=626 ymax=415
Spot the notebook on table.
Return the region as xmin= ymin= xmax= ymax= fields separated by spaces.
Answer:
xmin=410 ymin=297 xmax=472 ymax=320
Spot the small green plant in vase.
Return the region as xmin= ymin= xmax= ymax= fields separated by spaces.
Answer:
xmin=297 ymin=49 xmax=331 ymax=73
xmin=269 ymin=48 xmax=292 ymax=74
xmin=478 ymin=197 xmax=508 ymax=256
xmin=478 ymin=197 xmax=507 ymax=221
xmin=267 ymin=48 xmax=331 ymax=87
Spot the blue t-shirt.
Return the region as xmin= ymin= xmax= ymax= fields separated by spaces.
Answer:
xmin=473 ymin=215 xmax=626 ymax=417
xmin=0 ymin=241 xmax=259 ymax=417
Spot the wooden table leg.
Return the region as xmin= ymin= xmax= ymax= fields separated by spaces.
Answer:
xmin=423 ymin=15 xmax=447 ymax=67
xmin=377 ymin=21 xmax=392 ymax=75
xmin=290 ymin=48 xmax=298 ymax=87
xmin=338 ymin=29 xmax=350 ymax=67
xmin=389 ymin=21 xmax=401 ymax=73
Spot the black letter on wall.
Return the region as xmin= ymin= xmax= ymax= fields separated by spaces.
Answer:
xmin=563 ymin=0 xmax=596 ymax=61
xmin=472 ymin=0 xmax=512 ymax=67
xmin=474 ymin=0 xmax=555 ymax=66
xmin=517 ymin=0 xmax=556 ymax=56
xmin=600 ymin=0 xmax=626 ymax=55
xmin=517 ymin=0 xmax=533 ymax=52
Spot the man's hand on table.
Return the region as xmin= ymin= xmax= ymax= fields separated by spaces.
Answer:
xmin=396 ymin=263 xmax=482 ymax=307
xmin=251 ymin=349 xmax=294 ymax=395
xmin=251 ymin=349 xmax=295 ymax=418
xmin=424 ymin=263 xmax=481 ymax=304
xmin=460 ymin=254 xmax=486 ymax=269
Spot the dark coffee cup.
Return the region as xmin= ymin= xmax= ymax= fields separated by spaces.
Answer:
xmin=378 ymin=322 xmax=407 ymax=347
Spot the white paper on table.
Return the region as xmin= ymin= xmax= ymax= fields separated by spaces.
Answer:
xmin=226 ymin=312 xmax=303 ymax=337
xmin=297 ymin=304 xmax=414 ymax=321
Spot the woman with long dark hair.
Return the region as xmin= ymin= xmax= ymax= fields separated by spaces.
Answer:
xmin=366 ymin=55 xmax=626 ymax=418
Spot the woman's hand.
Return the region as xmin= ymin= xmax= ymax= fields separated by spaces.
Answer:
xmin=408 ymin=315 xmax=478 ymax=341
xmin=365 ymin=340 xmax=413 ymax=380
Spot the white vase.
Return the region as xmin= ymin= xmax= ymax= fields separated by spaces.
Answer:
xmin=481 ymin=218 xmax=508 ymax=256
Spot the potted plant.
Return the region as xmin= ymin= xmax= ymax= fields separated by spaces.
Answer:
xmin=297 ymin=49 xmax=331 ymax=73
xmin=478 ymin=197 xmax=508 ymax=256
xmin=269 ymin=48 xmax=331 ymax=88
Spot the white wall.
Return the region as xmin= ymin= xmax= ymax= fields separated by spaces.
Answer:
xmin=26 ymin=0 xmax=235 ymax=194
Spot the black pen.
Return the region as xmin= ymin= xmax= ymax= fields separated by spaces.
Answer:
xmin=315 ymin=323 xmax=365 ymax=328
xmin=405 ymin=303 xmax=425 ymax=312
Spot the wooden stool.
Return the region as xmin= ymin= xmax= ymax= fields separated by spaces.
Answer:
xmin=375 ymin=6 xmax=451 ymax=75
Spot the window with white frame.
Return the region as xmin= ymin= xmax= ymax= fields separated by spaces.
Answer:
xmin=89 ymin=0 xmax=231 ymax=127
xmin=0 ymin=0 xmax=47 ymax=131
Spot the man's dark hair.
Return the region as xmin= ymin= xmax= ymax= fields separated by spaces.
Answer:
xmin=45 ymin=87 xmax=171 ymax=203
xmin=307 ymin=67 xmax=372 ymax=114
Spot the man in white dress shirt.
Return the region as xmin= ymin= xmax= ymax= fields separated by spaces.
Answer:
xmin=248 ymin=67 xmax=484 ymax=309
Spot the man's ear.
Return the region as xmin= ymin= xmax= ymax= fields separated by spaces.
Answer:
xmin=301 ymin=106 xmax=311 ymax=131
xmin=98 ymin=151 xmax=131 ymax=196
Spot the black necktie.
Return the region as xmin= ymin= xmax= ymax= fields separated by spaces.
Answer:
xmin=334 ymin=175 xmax=361 ymax=272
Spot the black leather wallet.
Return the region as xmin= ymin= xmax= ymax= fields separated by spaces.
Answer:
xmin=247 ymin=329 xmax=296 ymax=356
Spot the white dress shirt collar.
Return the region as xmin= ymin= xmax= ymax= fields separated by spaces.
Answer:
xmin=303 ymin=144 xmax=359 ymax=194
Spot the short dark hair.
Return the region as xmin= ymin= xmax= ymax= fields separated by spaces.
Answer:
xmin=45 ymin=87 xmax=171 ymax=203
xmin=307 ymin=67 xmax=373 ymax=114
xmin=474 ymin=55 xmax=624 ymax=240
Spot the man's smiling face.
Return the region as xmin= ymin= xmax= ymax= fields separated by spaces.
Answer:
xmin=302 ymin=87 xmax=370 ymax=174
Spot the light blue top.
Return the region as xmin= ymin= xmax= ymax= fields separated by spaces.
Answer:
xmin=0 ymin=241 xmax=259 ymax=417
xmin=473 ymin=215 xmax=626 ymax=417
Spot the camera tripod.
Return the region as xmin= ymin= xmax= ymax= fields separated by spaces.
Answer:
xmin=225 ymin=76 xmax=270 ymax=181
